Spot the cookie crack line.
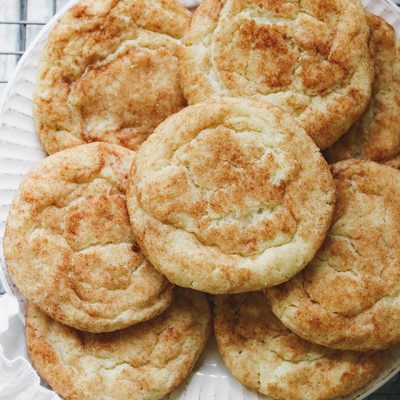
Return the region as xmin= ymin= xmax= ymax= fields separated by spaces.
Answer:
xmin=317 ymin=255 xmax=361 ymax=280
xmin=65 ymin=260 xmax=167 ymax=308
xmin=294 ymin=272 xmax=400 ymax=321
xmin=136 ymin=183 xmax=302 ymax=259
xmin=71 ymin=27 xmax=182 ymax=79
xmin=238 ymin=335 xmax=328 ymax=364
xmin=226 ymin=299 xmax=329 ymax=364
xmin=74 ymin=241 xmax=136 ymax=253
xmin=29 ymin=175 xmax=127 ymax=217
xmin=28 ymin=174 xmax=129 ymax=238
xmin=49 ymin=325 xmax=203 ymax=375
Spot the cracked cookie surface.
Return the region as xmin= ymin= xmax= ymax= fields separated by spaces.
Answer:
xmin=127 ymin=97 xmax=335 ymax=294
xmin=326 ymin=13 xmax=400 ymax=162
xmin=4 ymin=142 xmax=173 ymax=332
xmin=214 ymin=292 xmax=388 ymax=400
xmin=180 ymin=0 xmax=373 ymax=150
xmin=26 ymin=288 xmax=211 ymax=400
xmin=34 ymin=0 xmax=190 ymax=155
xmin=269 ymin=160 xmax=400 ymax=351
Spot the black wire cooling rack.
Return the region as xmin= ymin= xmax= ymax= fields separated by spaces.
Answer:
xmin=0 ymin=0 xmax=70 ymax=95
xmin=0 ymin=1 xmax=399 ymax=398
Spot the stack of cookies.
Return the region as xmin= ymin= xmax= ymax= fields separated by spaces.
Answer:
xmin=3 ymin=0 xmax=400 ymax=399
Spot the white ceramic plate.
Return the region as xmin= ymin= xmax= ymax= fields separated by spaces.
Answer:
xmin=1 ymin=0 xmax=400 ymax=399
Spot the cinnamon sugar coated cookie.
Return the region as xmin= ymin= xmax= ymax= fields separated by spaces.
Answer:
xmin=386 ymin=153 xmax=400 ymax=169
xmin=326 ymin=13 xmax=400 ymax=162
xmin=26 ymin=288 xmax=211 ymax=400
xmin=214 ymin=292 xmax=389 ymax=400
xmin=269 ymin=160 xmax=400 ymax=351
xmin=34 ymin=0 xmax=190 ymax=154
xmin=127 ymin=97 xmax=335 ymax=294
xmin=180 ymin=0 xmax=373 ymax=149
xmin=4 ymin=143 xmax=173 ymax=332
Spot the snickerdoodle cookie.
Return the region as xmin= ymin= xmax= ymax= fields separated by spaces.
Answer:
xmin=26 ymin=288 xmax=211 ymax=400
xmin=269 ymin=160 xmax=400 ymax=351
xmin=127 ymin=97 xmax=335 ymax=294
xmin=4 ymin=142 xmax=173 ymax=332
xmin=214 ymin=292 xmax=388 ymax=400
xmin=326 ymin=13 xmax=400 ymax=162
xmin=34 ymin=0 xmax=190 ymax=154
xmin=180 ymin=0 xmax=373 ymax=149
